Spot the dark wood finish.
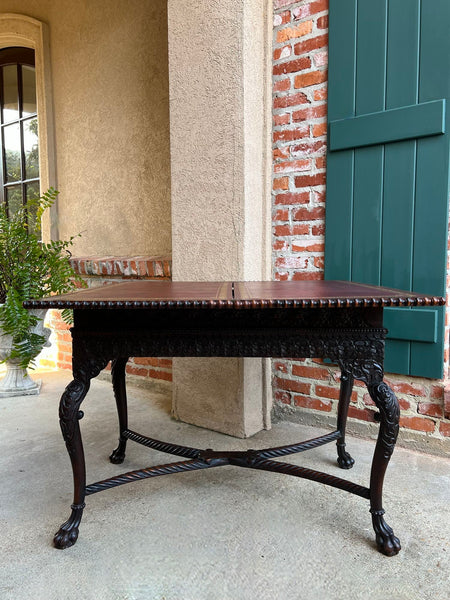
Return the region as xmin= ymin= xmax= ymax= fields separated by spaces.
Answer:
xmin=52 ymin=379 xmax=91 ymax=549
xmin=109 ymin=357 xmax=129 ymax=465
xmin=25 ymin=279 xmax=445 ymax=310
xmin=336 ymin=371 xmax=355 ymax=469
xmin=25 ymin=281 xmax=445 ymax=555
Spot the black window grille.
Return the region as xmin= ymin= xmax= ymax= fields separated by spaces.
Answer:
xmin=0 ymin=47 xmax=39 ymax=223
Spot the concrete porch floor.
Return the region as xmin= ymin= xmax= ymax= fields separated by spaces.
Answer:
xmin=0 ymin=371 xmax=449 ymax=600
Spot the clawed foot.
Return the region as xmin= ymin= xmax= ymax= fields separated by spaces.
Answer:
xmin=337 ymin=445 xmax=355 ymax=469
xmin=109 ymin=449 xmax=125 ymax=464
xmin=53 ymin=504 xmax=85 ymax=549
xmin=54 ymin=524 xmax=79 ymax=549
xmin=109 ymin=441 xmax=126 ymax=464
xmin=371 ymin=511 xmax=401 ymax=556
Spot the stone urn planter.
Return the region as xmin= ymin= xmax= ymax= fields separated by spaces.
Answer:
xmin=0 ymin=308 xmax=51 ymax=397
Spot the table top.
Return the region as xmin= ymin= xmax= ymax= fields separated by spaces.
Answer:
xmin=24 ymin=280 xmax=445 ymax=310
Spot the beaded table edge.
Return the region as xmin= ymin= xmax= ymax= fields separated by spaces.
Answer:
xmin=23 ymin=296 xmax=446 ymax=310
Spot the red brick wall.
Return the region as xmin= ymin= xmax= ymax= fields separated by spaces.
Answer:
xmin=273 ymin=0 xmax=328 ymax=282
xmin=40 ymin=256 xmax=173 ymax=383
xmin=272 ymin=0 xmax=450 ymax=440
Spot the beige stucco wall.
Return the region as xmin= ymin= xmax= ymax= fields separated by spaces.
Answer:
xmin=169 ymin=0 xmax=271 ymax=282
xmin=168 ymin=0 xmax=273 ymax=437
xmin=0 ymin=0 xmax=171 ymax=256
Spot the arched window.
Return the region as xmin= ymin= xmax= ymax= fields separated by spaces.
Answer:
xmin=0 ymin=47 xmax=39 ymax=221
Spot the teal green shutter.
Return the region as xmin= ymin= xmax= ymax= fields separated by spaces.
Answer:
xmin=325 ymin=0 xmax=450 ymax=379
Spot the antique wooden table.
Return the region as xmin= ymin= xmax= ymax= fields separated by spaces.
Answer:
xmin=25 ymin=280 xmax=445 ymax=555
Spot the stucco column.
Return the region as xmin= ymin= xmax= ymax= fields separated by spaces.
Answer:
xmin=168 ymin=0 xmax=273 ymax=437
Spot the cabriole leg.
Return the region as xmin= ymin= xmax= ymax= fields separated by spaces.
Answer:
xmin=336 ymin=370 xmax=355 ymax=469
xmin=109 ymin=357 xmax=129 ymax=464
xmin=54 ymin=379 xmax=90 ymax=549
xmin=368 ymin=381 xmax=401 ymax=556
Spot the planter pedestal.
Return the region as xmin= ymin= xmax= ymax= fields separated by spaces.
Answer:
xmin=0 ymin=361 xmax=41 ymax=397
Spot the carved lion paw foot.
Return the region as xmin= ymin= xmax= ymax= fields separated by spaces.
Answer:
xmin=337 ymin=446 xmax=355 ymax=469
xmin=109 ymin=445 xmax=126 ymax=464
xmin=371 ymin=511 xmax=401 ymax=556
xmin=54 ymin=525 xmax=79 ymax=549
xmin=53 ymin=504 xmax=85 ymax=549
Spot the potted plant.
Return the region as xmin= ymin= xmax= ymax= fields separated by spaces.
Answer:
xmin=0 ymin=188 xmax=83 ymax=396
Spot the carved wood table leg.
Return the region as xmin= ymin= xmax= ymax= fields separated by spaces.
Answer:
xmin=109 ymin=357 xmax=129 ymax=465
xmin=367 ymin=381 xmax=401 ymax=556
xmin=336 ymin=371 xmax=355 ymax=469
xmin=53 ymin=379 xmax=90 ymax=549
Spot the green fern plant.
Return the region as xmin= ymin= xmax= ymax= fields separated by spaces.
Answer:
xmin=0 ymin=188 xmax=83 ymax=368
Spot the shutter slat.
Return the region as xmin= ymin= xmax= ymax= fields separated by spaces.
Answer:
xmin=324 ymin=0 xmax=357 ymax=281
xmin=386 ymin=0 xmax=420 ymax=107
xmin=384 ymin=340 xmax=410 ymax=376
xmin=352 ymin=147 xmax=383 ymax=284
xmin=324 ymin=152 xmax=354 ymax=280
xmin=384 ymin=308 xmax=437 ymax=343
xmin=410 ymin=307 xmax=445 ymax=379
xmin=329 ymin=100 xmax=445 ymax=151
xmin=381 ymin=0 xmax=420 ymax=374
xmin=354 ymin=0 xmax=387 ymax=116
xmin=351 ymin=1 xmax=387 ymax=285
xmin=409 ymin=0 xmax=450 ymax=378
xmin=327 ymin=0 xmax=357 ymax=121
